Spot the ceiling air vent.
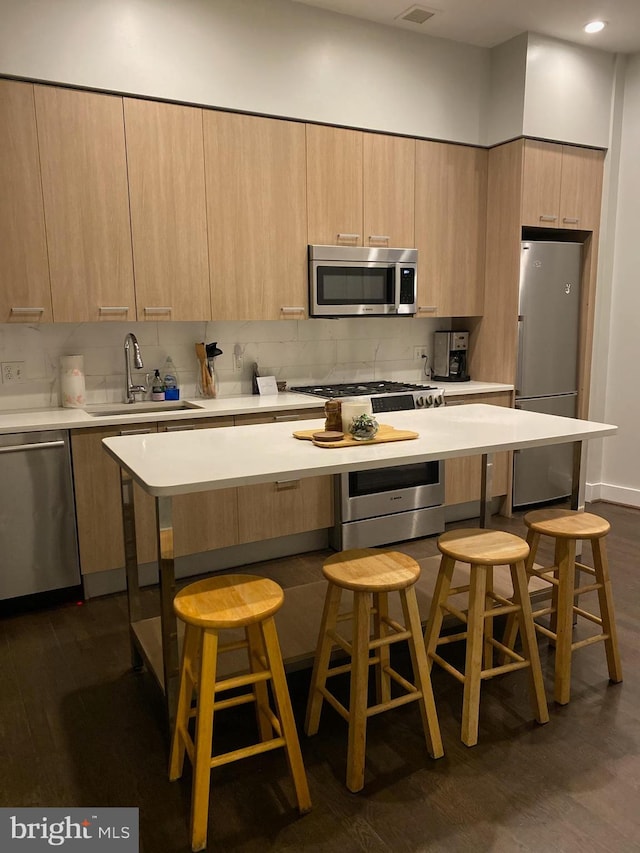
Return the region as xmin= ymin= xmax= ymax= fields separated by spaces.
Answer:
xmin=397 ymin=5 xmax=436 ymax=25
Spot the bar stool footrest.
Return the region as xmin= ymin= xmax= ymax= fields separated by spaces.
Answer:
xmin=210 ymin=736 xmax=287 ymax=769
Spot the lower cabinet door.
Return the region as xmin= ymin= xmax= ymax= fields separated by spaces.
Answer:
xmin=237 ymin=476 xmax=334 ymax=544
xmin=444 ymin=393 xmax=512 ymax=506
xmin=71 ymin=425 xmax=158 ymax=575
xmin=159 ymin=417 xmax=239 ymax=556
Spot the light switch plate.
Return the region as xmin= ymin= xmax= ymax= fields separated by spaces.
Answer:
xmin=1 ymin=361 xmax=26 ymax=384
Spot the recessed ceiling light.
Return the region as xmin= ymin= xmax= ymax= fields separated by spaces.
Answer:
xmin=584 ymin=21 xmax=607 ymax=34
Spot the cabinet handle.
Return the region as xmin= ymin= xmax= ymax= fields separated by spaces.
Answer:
xmin=562 ymin=217 xmax=580 ymax=224
xmin=118 ymin=428 xmax=154 ymax=436
xmin=337 ymin=233 xmax=360 ymax=242
xmin=163 ymin=424 xmax=193 ymax=432
xmin=280 ymin=307 xmax=305 ymax=314
xmin=369 ymin=235 xmax=390 ymax=243
xmin=444 ymin=400 xmax=467 ymax=406
xmin=11 ymin=307 xmax=45 ymax=315
xmin=538 ymin=214 xmax=558 ymax=222
xmin=418 ymin=306 xmax=438 ymax=312
xmin=99 ymin=306 xmax=129 ymax=314
xmin=143 ymin=307 xmax=172 ymax=315
xmin=275 ymin=479 xmax=300 ymax=489
xmin=274 ymin=414 xmax=302 ymax=421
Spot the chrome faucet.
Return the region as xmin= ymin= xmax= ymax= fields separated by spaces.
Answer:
xmin=124 ymin=332 xmax=146 ymax=403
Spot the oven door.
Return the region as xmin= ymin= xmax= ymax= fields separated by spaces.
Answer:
xmin=339 ymin=460 xmax=444 ymax=522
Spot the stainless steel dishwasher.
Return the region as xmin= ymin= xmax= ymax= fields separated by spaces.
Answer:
xmin=0 ymin=430 xmax=81 ymax=600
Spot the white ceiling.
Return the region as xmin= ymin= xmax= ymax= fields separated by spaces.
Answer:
xmin=294 ymin=0 xmax=640 ymax=53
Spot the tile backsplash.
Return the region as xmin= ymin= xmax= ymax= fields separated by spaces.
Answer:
xmin=0 ymin=317 xmax=447 ymax=410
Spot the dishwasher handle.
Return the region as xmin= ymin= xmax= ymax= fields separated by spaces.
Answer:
xmin=0 ymin=439 xmax=65 ymax=454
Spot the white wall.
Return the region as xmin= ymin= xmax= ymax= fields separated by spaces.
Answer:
xmin=0 ymin=0 xmax=490 ymax=145
xmin=1 ymin=1 xmax=616 ymax=148
xmin=597 ymin=52 xmax=640 ymax=507
xmin=485 ymin=33 xmax=527 ymax=146
xmin=523 ymin=33 xmax=615 ymax=148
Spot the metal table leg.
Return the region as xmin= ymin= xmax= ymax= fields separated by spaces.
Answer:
xmin=479 ymin=453 xmax=494 ymax=528
xmin=120 ymin=468 xmax=180 ymax=728
xmin=570 ymin=441 xmax=585 ymax=511
xmin=156 ymin=495 xmax=180 ymax=728
xmin=120 ymin=468 xmax=144 ymax=671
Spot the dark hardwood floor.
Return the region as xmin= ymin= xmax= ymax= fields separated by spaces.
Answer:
xmin=1 ymin=501 xmax=638 ymax=852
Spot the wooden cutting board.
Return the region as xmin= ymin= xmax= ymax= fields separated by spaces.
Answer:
xmin=293 ymin=423 xmax=418 ymax=448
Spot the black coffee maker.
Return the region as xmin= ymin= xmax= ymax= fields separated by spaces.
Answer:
xmin=432 ymin=331 xmax=470 ymax=382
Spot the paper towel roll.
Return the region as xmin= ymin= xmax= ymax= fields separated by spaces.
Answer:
xmin=341 ymin=397 xmax=373 ymax=434
xmin=60 ymin=355 xmax=86 ymax=408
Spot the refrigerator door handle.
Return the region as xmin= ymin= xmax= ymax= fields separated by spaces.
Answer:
xmin=516 ymin=315 xmax=524 ymax=396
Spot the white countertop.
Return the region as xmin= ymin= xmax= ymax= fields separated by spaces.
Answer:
xmin=103 ymin=404 xmax=616 ymax=497
xmin=0 ymin=381 xmax=513 ymax=435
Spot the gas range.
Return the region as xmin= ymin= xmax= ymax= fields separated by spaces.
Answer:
xmin=289 ymin=381 xmax=444 ymax=413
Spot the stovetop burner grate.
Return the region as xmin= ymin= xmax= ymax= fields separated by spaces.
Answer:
xmin=289 ymin=380 xmax=437 ymax=399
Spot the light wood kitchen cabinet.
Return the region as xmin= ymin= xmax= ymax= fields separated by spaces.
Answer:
xmin=306 ymin=124 xmax=416 ymax=249
xmin=363 ymin=132 xmax=415 ymax=248
xmin=443 ymin=392 xmax=512 ymax=506
xmin=306 ymin=124 xmax=364 ymax=246
xmin=71 ymin=424 xmax=158 ymax=575
xmin=415 ymin=141 xmax=487 ymax=318
xmin=521 ymin=140 xmax=604 ymax=232
xmin=157 ymin=417 xmax=239 ymax=556
xmin=234 ymin=408 xmax=333 ymax=543
xmin=204 ymin=112 xmax=308 ymax=320
xmin=0 ymin=80 xmax=52 ymax=324
xmin=124 ymin=98 xmax=211 ymax=321
xmin=35 ymin=86 xmax=136 ymax=323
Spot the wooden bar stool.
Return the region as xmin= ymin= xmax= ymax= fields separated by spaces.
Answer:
xmin=507 ymin=508 xmax=623 ymax=705
xmin=305 ymin=548 xmax=443 ymax=793
xmin=424 ymin=529 xmax=549 ymax=747
xmin=169 ymin=574 xmax=311 ymax=852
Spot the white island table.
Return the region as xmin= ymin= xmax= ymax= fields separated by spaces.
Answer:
xmin=103 ymin=404 xmax=617 ymax=725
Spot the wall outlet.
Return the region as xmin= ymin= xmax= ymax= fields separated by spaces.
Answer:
xmin=1 ymin=361 xmax=26 ymax=384
xmin=233 ymin=353 xmax=243 ymax=371
xmin=413 ymin=346 xmax=428 ymax=360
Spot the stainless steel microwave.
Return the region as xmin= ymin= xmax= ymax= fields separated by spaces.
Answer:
xmin=308 ymin=245 xmax=417 ymax=317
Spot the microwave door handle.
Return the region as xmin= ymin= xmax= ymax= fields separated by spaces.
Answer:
xmin=394 ymin=263 xmax=402 ymax=313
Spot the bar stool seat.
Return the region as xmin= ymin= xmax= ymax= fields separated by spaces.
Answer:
xmin=169 ymin=574 xmax=311 ymax=852
xmin=305 ymin=548 xmax=443 ymax=793
xmin=424 ymin=529 xmax=549 ymax=747
xmin=508 ymin=508 xmax=622 ymax=705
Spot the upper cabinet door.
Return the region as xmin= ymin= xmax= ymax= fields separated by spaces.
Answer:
xmin=35 ymin=86 xmax=135 ymax=323
xmin=558 ymin=145 xmax=604 ymax=232
xmin=0 ymin=81 xmax=52 ymax=323
xmin=306 ymin=124 xmax=363 ymax=246
xmin=521 ymin=140 xmax=604 ymax=232
xmin=415 ymin=141 xmax=488 ymax=317
xmin=363 ymin=132 xmax=415 ymax=248
xmin=124 ymin=99 xmax=211 ymax=321
xmin=204 ymin=112 xmax=308 ymax=320
xmin=521 ymin=140 xmax=563 ymax=228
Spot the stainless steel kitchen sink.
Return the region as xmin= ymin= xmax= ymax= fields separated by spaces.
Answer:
xmin=84 ymin=401 xmax=203 ymax=417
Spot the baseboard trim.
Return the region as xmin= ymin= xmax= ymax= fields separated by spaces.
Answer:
xmin=586 ymin=481 xmax=640 ymax=508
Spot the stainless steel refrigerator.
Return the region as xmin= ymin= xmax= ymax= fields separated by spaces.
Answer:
xmin=513 ymin=240 xmax=582 ymax=507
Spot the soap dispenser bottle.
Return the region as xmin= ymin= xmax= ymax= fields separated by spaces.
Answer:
xmin=163 ymin=356 xmax=179 ymax=401
xmin=151 ymin=369 xmax=165 ymax=401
